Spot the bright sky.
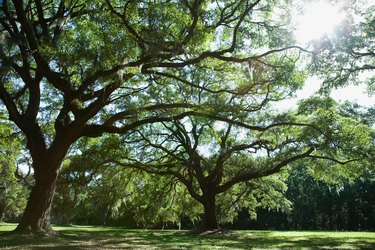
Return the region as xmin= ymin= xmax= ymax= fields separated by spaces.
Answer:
xmin=276 ymin=76 xmax=374 ymax=111
xmin=280 ymin=0 xmax=375 ymax=110
xmin=294 ymin=1 xmax=346 ymax=44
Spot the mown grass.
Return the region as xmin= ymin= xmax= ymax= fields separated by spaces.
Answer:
xmin=1 ymin=223 xmax=374 ymax=249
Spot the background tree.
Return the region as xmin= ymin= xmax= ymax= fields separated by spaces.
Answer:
xmin=242 ymin=164 xmax=375 ymax=231
xmin=110 ymin=96 xmax=373 ymax=229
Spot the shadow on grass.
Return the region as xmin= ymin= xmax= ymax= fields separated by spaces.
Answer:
xmin=1 ymin=228 xmax=374 ymax=249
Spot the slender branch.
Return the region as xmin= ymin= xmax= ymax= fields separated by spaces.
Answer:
xmin=81 ymin=111 xmax=196 ymax=137
xmin=109 ymin=159 xmax=203 ymax=202
xmin=0 ymin=80 xmax=24 ymax=128
xmin=308 ymin=155 xmax=360 ymax=165
xmin=103 ymin=103 xmax=195 ymax=126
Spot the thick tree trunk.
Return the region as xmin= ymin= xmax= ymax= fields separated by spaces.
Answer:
xmin=202 ymin=194 xmax=219 ymax=229
xmin=12 ymin=127 xmax=75 ymax=235
xmin=14 ymin=168 xmax=60 ymax=235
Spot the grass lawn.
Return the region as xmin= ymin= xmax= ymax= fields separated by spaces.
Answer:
xmin=1 ymin=223 xmax=374 ymax=249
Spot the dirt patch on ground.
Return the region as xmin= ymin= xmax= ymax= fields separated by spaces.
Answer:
xmin=190 ymin=229 xmax=253 ymax=237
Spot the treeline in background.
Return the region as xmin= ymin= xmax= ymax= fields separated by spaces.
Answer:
xmin=2 ymin=163 xmax=374 ymax=231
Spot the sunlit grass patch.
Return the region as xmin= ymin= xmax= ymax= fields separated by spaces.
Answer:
xmin=0 ymin=223 xmax=17 ymax=232
xmin=1 ymin=224 xmax=374 ymax=249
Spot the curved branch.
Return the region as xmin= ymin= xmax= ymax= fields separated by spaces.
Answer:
xmin=217 ymin=146 xmax=315 ymax=193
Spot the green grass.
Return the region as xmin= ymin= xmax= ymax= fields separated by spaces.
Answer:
xmin=1 ymin=223 xmax=374 ymax=249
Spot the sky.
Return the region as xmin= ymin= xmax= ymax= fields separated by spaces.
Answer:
xmin=276 ymin=76 xmax=374 ymax=111
xmin=281 ymin=0 xmax=375 ymax=110
xmin=293 ymin=1 xmax=346 ymax=44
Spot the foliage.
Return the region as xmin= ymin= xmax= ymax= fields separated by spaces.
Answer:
xmin=244 ymin=164 xmax=375 ymax=231
xmin=0 ymin=119 xmax=28 ymax=222
xmin=296 ymin=97 xmax=374 ymax=183
xmin=53 ymin=136 xmax=202 ymax=228
xmin=215 ymin=173 xmax=292 ymax=224
xmin=244 ymin=105 xmax=375 ymax=231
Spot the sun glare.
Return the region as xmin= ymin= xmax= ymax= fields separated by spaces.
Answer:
xmin=295 ymin=1 xmax=346 ymax=44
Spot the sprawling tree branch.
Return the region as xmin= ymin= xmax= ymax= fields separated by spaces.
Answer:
xmin=217 ymin=146 xmax=315 ymax=193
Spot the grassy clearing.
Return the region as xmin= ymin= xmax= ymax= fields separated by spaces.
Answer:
xmin=1 ymin=223 xmax=374 ymax=249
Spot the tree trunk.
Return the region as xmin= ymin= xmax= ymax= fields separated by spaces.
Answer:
xmin=0 ymin=203 xmax=6 ymax=222
xmin=100 ymin=207 xmax=109 ymax=226
xmin=14 ymin=167 xmax=60 ymax=235
xmin=202 ymin=194 xmax=219 ymax=229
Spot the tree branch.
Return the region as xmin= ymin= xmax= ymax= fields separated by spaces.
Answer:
xmin=217 ymin=146 xmax=315 ymax=193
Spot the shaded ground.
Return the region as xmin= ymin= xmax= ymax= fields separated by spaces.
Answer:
xmin=1 ymin=223 xmax=374 ymax=249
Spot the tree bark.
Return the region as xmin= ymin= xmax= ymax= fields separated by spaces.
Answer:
xmin=202 ymin=194 xmax=219 ymax=229
xmin=14 ymin=167 xmax=60 ymax=235
xmin=0 ymin=203 xmax=6 ymax=222
xmin=100 ymin=207 xmax=109 ymax=226
xmin=12 ymin=125 xmax=76 ymax=235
